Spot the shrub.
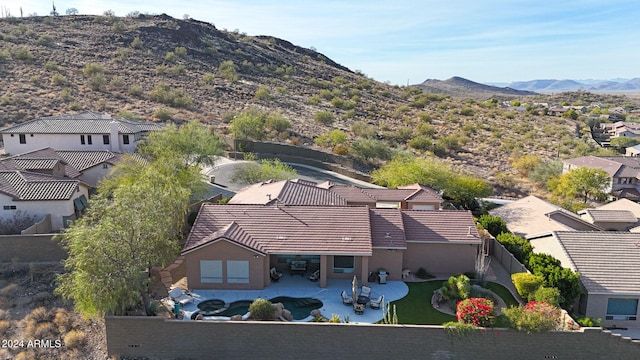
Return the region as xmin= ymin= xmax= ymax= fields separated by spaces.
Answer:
xmin=174 ymin=46 xmax=187 ymax=57
xmin=63 ymin=329 xmax=86 ymax=349
xmin=511 ymin=273 xmax=544 ymax=300
xmin=503 ymin=301 xmax=561 ymax=333
xmin=351 ymin=121 xmax=377 ymax=138
xmin=408 ymin=135 xmax=433 ymax=151
xmin=248 ymin=298 xmax=275 ymax=320
xmin=477 ymin=214 xmax=508 ymax=237
xmin=264 ymin=113 xmax=291 ymax=133
xmin=53 ymin=309 xmax=73 ymax=333
xmin=51 ymin=73 xmax=68 ymax=86
xmin=532 ymin=286 xmax=562 ymax=306
xmin=415 ymin=267 xmax=434 ymax=279
xmin=496 ymin=232 xmax=533 ymax=263
xmin=576 ymin=316 xmax=601 ymax=327
xmin=87 ymin=74 xmax=107 ymax=91
xmin=307 ymin=95 xmax=321 ymax=105
xmin=314 ymin=110 xmax=334 ymax=125
xmin=349 ymin=139 xmax=392 ymax=163
xmin=128 ymin=85 xmax=143 ymax=97
xmin=164 ymin=51 xmax=176 ymax=62
xmin=109 ymin=76 xmax=125 ymax=89
xmin=439 ymin=274 xmax=471 ymax=303
xmin=44 ymin=61 xmax=58 ymax=71
xmin=111 ymin=20 xmax=126 ymax=32
xmin=131 ymin=36 xmax=143 ymax=49
xmin=254 ymin=86 xmax=271 ymax=100
xmin=149 ymin=82 xmax=193 ymax=108
xmin=314 ymin=129 xmax=348 ymax=148
xmin=230 ymin=108 xmax=266 ymax=140
xmin=456 ymin=297 xmax=495 ymax=327
xmin=218 ymin=60 xmax=238 ymax=82
xmin=83 ymin=62 xmax=105 ymax=77
xmin=153 ymin=107 xmax=173 ymax=121
xmin=14 ymin=47 xmax=33 ymax=61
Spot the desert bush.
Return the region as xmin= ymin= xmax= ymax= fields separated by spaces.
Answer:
xmin=44 ymin=61 xmax=58 ymax=71
xmin=149 ymin=82 xmax=193 ymax=108
xmin=109 ymin=76 xmax=125 ymax=89
xmin=230 ymin=108 xmax=266 ymax=140
xmin=349 ymin=139 xmax=392 ymax=163
xmin=314 ymin=129 xmax=348 ymax=148
xmin=439 ymin=274 xmax=471 ymax=304
xmin=87 ymin=74 xmax=106 ymax=91
xmin=153 ymin=107 xmax=173 ymax=121
xmin=130 ymin=36 xmax=143 ymax=49
xmin=218 ymin=60 xmax=238 ymax=82
xmin=408 ymin=135 xmax=433 ymax=151
xmin=314 ymin=110 xmax=334 ymax=125
xmin=331 ymin=97 xmax=356 ymax=110
xmin=128 ymin=85 xmax=143 ymax=97
xmin=83 ymin=62 xmax=105 ymax=77
xmin=111 ymin=20 xmax=126 ymax=32
xmin=164 ymin=51 xmax=176 ymax=62
xmin=264 ymin=113 xmax=291 ymax=133
xmin=511 ymin=273 xmax=544 ymax=300
xmin=512 ymin=154 xmax=541 ymax=177
xmin=254 ymin=86 xmax=271 ymax=100
xmin=248 ymin=298 xmax=275 ymax=320
xmin=0 ymin=283 xmax=19 ymax=299
xmin=307 ymin=95 xmax=321 ymax=105
xmin=53 ymin=309 xmax=73 ymax=333
xmin=14 ymin=47 xmax=33 ymax=61
xmin=456 ymin=297 xmax=495 ymax=327
xmin=351 ymin=121 xmax=377 ymax=138
xmin=459 ymin=107 xmax=474 ymax=116
xmin=63 ymin=329 xmax=86 ymax=349
xmin=174 ymin=46 xmax=187 ymax=57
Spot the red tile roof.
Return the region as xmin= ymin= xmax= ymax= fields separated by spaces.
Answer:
xmin=369 ymin=208 xmax=406 ymax=248
xmin=229 ymin=180 xmax=347 ymax=206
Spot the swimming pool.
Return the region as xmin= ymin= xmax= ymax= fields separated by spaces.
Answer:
xmin=193 ymin=297 xmax=323 ymax=320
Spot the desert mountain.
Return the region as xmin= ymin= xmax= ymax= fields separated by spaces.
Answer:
xmin=508 ymin=78 xmax=640 ymax=92
xmin=414 ymin=77 xmax=538 ymax=98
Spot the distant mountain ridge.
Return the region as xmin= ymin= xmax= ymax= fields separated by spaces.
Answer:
xmin=507 ymin=78 xmax=640 ymax=92
xmin=414 ymin=77 xmax=538 ymax=98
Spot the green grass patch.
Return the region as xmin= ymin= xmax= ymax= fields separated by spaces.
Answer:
xmin=392 ymin=281 xmax=455 ymax=325
xmin=391 ymin=280 xmax=519 ymax=325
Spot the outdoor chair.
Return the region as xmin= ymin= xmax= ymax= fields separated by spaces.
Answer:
xmin=270 ymin=267 xmax=283 ymax=283
xmin=341 ymin=290 xmax=354 ymax=305
xmin=360 ymin=286 xmax=372 ymax=301
xmin=370 ymin=295 xmax=383 ymax=309
xmin=308 ymin=270 xmax=320 ymax=282
xmin=354 ymin=303 xmax=365 ymax=315
xmin=168 ymin=287 xmax=194 ymax=305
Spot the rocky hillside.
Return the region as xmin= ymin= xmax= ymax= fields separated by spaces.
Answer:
xmin=415 ymin=76 xmax=538 ymax=98
xmin=0 ymin=14 xmax=634 ymax=195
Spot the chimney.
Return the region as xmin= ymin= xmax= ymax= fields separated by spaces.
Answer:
xmin=110 ymin=120 xmax=120 ymax=152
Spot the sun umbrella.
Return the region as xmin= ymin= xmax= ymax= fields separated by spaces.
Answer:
xmin=352 ymin=275 xmax=358 ymax=302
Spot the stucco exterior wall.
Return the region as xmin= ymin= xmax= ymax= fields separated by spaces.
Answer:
xmin=105 ymin=317 xmax=640 ymax=360
xmin=586 ymin=293 xmax=640 ymax=328
xmin=369 ymin=249 xmax=403 ymax=281
xmin=80 ymin=163 xmax=113 ymax=187
xmin=184 ymin=240 xmax=267 ymax=290
xmin=403 ymin=242 xmax=478 ymax=275
xmin=2 ymin=133 xmax=138 ymax=154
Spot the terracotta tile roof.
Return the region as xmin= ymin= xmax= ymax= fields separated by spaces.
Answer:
xmin=183 ymin=204 xmax=373 ymax=256
xmin=229 ymin=180 xmax=347 ymax=205
xmin=369 ymin=208 xmax=406 ymax=248
xmin=361 ymin=188 xmax=416 ymax=202
xmin=0 ymin=170 xmax=80 ymax=200
xmin=0 ymin=111 xmax=163 ymax=134
xmin=56 ymin=150 xmax=120 ymax=171
xmin=0 ymin=148 xmax=81 ymax=178
xmin=183 ymin=221 xmax=266 ymax=254
xmin=579 ymin=209 xmax=638 ymax=224
xmin=399 ymin=184 xmax=444 ymax=203
xmin=325 ymin=184 xmax=375 ymax=203
xmin=402 ymin=210 xmax=481 ymax=243
xmin=553 ymin=231 xmax=640 ymax=294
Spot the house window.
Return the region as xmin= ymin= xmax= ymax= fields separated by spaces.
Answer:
xmin=606 ymin=298 xmax=638 ymax=320
xmin=226 ymin=260 xmax=249 ymax=284
xmin=19 ymin=134 xmax=26 ymax=144
xmin=103 ymin=135 xmax=110 ymax=145
xmin=3 ymin=205 xmax=16 ymax=210
xmin=87 ymin=135 xmax=92 ymax=145
xmin=80 ymin=135 xmax=85 ymax=145
xmin=102 ymin=163 xmax=109 ymax=169
xmin=123 ymin=134 xmax=130 ymax=145
xmin=333 ymin=256 xmax=354 ymax=274
xmin=200 ymin=260 xmax=222 ymax=283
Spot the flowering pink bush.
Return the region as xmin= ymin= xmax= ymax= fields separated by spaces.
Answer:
xmin=456 ymin=297 xmax=495 ymax=327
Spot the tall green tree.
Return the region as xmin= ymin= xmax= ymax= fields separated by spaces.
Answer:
xmin=550 ymin=167 xmax=610 ymax=203
xmin=56 ymin=122 xmax=223 ymax=319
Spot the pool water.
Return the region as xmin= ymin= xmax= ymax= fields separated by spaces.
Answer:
xmin=195 ymin=297 xmax=323 ymax=320
xmin=196 ymin=299 xmax=225 ymax=315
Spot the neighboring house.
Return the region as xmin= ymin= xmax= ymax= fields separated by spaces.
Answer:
xmin=0 ymin=170 xmax=90 ymax=230
xmin=229 ymin=179 xmax=443 ymax=210
xmin=0 ymin=111 xmax=163 ymax=155
xmin=626 ymin=144 xmax=640 ymax=157
xmin=489 ymin=195 xmax=601 ymax=239
xmin=181 ymin=204 xmax=480 ymax=290
xmin=0 ymin=147 xmax=130 ymax=188
xmin=563 ymin=156 xmax=640 ymax=201
xmin=577 ymin=209 xmax=638 ymax=231
xmin=529 ymin=231 xmax=640 ymax=327
xmin=601 ymin=122 xmax=640 ymax=139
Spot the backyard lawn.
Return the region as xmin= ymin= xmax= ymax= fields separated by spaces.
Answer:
xmin=391 ymin=280 xmax=519 ymax=325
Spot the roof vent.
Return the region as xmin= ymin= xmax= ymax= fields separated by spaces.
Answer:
xmin=277 ymin=235 xmax=287 ymax=240
xmin=384 ymin=232 xmax=391 ymax=238
xmin=342 ymin=236 xmax=352 ymax=241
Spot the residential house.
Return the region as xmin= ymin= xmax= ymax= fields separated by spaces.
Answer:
xmin=181 ymin=204 xmax=480 ymax=290
xmin=563 ymin=156 xmax=640 ymax=201
xmin=577 ymin=209 xmax=638 ymax=231
xmin=0 ymin=170 xmax=89 ymax=230
xmin=489 ymin=195 xmax=601 ymax=239
xmin=229 ymin=179 xmax=443 ymax=210
xmin=626 ymin=144 xmax=640 ymax=157
xmin=601 ymin=122 xmax=640 ymax=139
xmin=529 ymin=231 xmax=640 ymax=327
xmin=1 ymin=111 xmax=163 ymax=155
xmin=0 ymin=147 xmax=130 ymax=188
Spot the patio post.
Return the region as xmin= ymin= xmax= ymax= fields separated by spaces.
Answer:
xmin=320 ymin=255 xmax=327 ymax=288
xmin=361 ymin=256 xmax=369 ymax=285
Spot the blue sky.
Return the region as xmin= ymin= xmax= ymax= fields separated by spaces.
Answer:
xmin=7 ymin=1 xmax=640 ymax=85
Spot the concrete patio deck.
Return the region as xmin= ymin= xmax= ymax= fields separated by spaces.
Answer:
xmin=179 ymin=276 xmax=409 ymax=324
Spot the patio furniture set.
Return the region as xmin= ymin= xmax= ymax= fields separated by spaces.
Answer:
xmin=341 ymin=286 xmax=384 ymax=315
xmin=271 ymin=261 xmax=321 ymax=283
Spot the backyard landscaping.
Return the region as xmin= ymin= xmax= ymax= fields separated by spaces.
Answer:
xmin=392 ymin=280 xmax=519 ymax=325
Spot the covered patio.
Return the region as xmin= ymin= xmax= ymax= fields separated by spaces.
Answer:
xmin=178 ymin=276 xmax=409 ymax=324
